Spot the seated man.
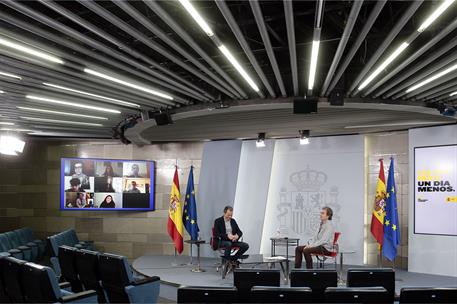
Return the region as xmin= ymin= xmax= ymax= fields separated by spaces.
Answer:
xmin=294 ymin=206 xmax=335 ymax=269
xmin=214 ymin=206 xmax=249 ymax=265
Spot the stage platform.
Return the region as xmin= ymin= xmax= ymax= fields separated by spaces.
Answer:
xmin=133 ymin=254 xmax=457 ymax=294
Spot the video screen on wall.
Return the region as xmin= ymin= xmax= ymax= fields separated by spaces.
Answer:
xmin=61 ymin=158 xmax=155 ymax=211
xmin=414 ymin=144 xmax=457 ymax=236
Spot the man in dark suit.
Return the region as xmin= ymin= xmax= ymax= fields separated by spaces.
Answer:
xmin=214 ymin=206 xmax=249 ymax=263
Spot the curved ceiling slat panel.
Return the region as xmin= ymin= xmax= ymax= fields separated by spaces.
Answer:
xmin=0 ymin=0 xmax=455 ymax=140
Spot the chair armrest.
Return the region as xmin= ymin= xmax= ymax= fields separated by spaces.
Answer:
xmin=17 ymin=245 xmax=31 ymax=251
xmin=26 ymin=242 xmax=38 ymax=247
xmin=59 ymin=282 xmax=72 ymax=290
xmin=8 ymin=249 xmax=21 ymax=254
xmin=131 ymin=276 xmax=160 ymax=286
xmin=0 ymin=252 xmax=11 ymax=257
xmin=61 ymin=290 xmax=97 ymax=303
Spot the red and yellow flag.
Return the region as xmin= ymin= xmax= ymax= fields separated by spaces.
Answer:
xmin=167 ymin=167 xmax=184 ymax=254
xmin=371 ymin=159 xmax=387 ymax=246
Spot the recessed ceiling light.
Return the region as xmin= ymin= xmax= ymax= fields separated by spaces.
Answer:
xmin=0 ymin=90 xmax=4 ymax=94
xmin=0 ymin=71 xmax=21 ymax=80
xmin=218 ymin=45 xmax=259 ymax=92
xmin=308 ymin=40 xmax=320 ymax=91
xmin=20 ymin=116 xmax=103 ymax=127
xmin=0 ymin=36 xmax=64 ymax=64
xmin=17 ymin=106 xmax=108 ymax=120
xmin=345 ymin=121 xmax=445 ymax=128
xmin=0 ymin=128 xmax=34 ymax=132
xmin=450 ymin=91 xmax=457 ymax=97
xmin=358 ymin=42 xmax=409 ymax=90
xmin=42 ymin=83 xmax=140 ymax=108
xmin=26 ymin=95 xmax=121 ymax=114
xmin=84 ymin=68 xmax=173 ymax=100
xmin=0 ymin=122 xmax=14 ymax=125
xmin=178 ymin=0 xmax=214 ymax=36
xmin=406 ymin=63 xmax=457 ymax=93
xmin=417 ymin=0 xmax=455 ymax=32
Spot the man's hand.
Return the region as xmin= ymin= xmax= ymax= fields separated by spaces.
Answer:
xmin=233 ymin=234 xmax=239 ymax=241
xmin=227 ymin=234 xmax=234 ymax=241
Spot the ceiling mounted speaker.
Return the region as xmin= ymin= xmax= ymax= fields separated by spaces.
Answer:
xmin=293 ymin=97 xmax=318 ymax=114
xmin=147 ymin=111 xmax=173 ymax=126
xmin=329 ymin=88 xmax=344 ymax=106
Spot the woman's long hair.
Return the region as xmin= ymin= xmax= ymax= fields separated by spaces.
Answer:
xmin=101 ymin=195 xmax=115 ymax=205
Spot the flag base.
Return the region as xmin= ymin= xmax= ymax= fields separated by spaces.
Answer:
xmin=191 ymin=267 xmax=205 ymax=273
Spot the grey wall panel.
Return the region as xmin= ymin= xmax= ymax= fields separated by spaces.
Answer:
xmin=196 ymin=140 xmax=242 ymax=257
xmin=233 ymin=139 xmax=275 ymax=254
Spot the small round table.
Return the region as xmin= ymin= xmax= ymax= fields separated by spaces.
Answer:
xmin=184 ymin=239 xmax=206 ymax=273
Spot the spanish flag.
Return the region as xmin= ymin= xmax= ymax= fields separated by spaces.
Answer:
xmin=371 ymin=159 xmax=387 ymax=246
xmin=167 ymin=167 xmax=184 ymax=254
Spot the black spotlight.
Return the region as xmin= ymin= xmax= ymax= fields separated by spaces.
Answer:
xmin=256 ymin=132 xmax=266 ymax=148
xmin=299 ymin=130 xmax=310 ymax=145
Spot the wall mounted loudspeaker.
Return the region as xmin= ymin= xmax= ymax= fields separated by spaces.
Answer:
xmin=293 ymin=98 xmax=318 ymax=114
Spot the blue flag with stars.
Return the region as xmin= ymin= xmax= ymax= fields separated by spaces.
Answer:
xmin=382 ymin=158 xmax=400 ymax=261
xmin=183 ymin=166 xmax=199 ymax=240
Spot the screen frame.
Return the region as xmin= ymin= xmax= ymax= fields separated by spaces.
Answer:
xmin=60 ymin=157 xmax=155 ymax=211
xmin=413 ymin=144 xmax=457 ymax=236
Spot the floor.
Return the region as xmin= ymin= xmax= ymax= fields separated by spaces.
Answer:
xmin=133 ymin=255 xmax=457 ymax=303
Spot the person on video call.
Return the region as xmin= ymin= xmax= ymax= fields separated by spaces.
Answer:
xmin=102 ymin=164 xmax=117 ymax=177
xmin=98 ymin=177 xmax=115 ymax=192
xmin=75 ymin=193 xmax=86 ymax=208
xmin=66 ymin=178 xmax=83 ymax=192
xmin=99 ymin=195 xmax=116 ymax=208
xmin=294 ymin=206 xmax=335 ymax=269
xmin=127 ymin=181 xmax=141 ymax=193
xmin=72 ymin=162 xmax=90 ymax=189
xmin=214 ymin=206 xmax=249 ymax=266
xmin=127 ymin=164 xmax=142 ymax=177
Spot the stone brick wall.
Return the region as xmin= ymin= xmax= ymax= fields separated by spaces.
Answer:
xmin=0 ymin=140 xmax=203 ymax=260
xmin=365 ymin=132 xmax=409 ymax=269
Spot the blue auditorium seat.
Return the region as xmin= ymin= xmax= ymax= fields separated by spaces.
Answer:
xmin=74 ymin=249 xmax=108 ymax=303
xmin=20 ymin=262 xmax=98 ymax=303
xmin=12 ymin=229 xmax=39 ymax=261
xmin=16 ymin=227 xmax=46 ymax=259
xmin=0 ymin=256 xmax=9 ymax=303
xmin=0 ymin=233 xmax=25 ymax=260
xmin=0 ymin=256 xmax=27 ymax=303
xmin=4 ymin=231 xmax=33 ymax=261
xmin=48 ymin=229 xmax=94 ymax=276
xmin=58 ymin=246 xmax=83 ymax=293
xmin=98 ymin=252 xmax=160 ymax=303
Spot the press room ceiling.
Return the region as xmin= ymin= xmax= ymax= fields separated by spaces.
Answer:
xmin=0 ymin=1 xmax=456 ymax=141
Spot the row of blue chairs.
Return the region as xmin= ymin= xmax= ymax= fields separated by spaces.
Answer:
xmin=58 ymin=245 xmax=160 ymax=303
xmin=0 ymin=227 xmax=45 ymax=261
xmin=177 ymin=285 xmax=457 ymax=303
xmin=233 ymin=268 xmax=395 ymax=302
xmin=0 ymin=255 xmax=97 ymax=303
xmin=177 ymin=268 xmax=457 ymax=303
xmin=47 ymin=229 xmax=94 ymax=276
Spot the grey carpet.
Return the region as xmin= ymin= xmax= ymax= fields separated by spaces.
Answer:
xmin=133 ymin=255 xmax=457 ymax=303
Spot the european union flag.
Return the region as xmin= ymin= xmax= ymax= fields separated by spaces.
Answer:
xmin=382 ymin=158 xmax=401 ymax=261
xmin=183 ymin=166 xmax=199 ymax=240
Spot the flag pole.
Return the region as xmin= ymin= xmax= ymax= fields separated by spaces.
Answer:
xmin=378 ymin=245 xmax=382 ymax=268
xmin=172 ymin=248 xmax=178 ymax=266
